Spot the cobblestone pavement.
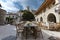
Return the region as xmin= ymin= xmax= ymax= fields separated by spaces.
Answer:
xmin=0 ymin=24 xmax=16 ymax=40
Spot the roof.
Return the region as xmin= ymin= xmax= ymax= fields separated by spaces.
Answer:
xmin=0 ymin=9 xmax=6 ymax=15
xmin=35 ymin=0 xmax=55 ymax=15
xmin=0 ymin=9 xmax=6 ymax=12
xmin=6 ymin=13 xmax=17 ymax=15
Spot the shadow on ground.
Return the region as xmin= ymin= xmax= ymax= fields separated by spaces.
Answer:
xmin=2 ymin=35 xmax=16 ymax=40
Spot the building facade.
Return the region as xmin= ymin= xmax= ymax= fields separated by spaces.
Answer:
xmin=0 ymin=9 xmax=6 ymax=24
xmin=5 ymin=13 xmax=18 ymax=24
xmin=5 ymin=13 xmax=17 ymax=19
xmin=35 ymin=0 xmax=60 ymax=27
xmin=0 ymin=4 xmax=7 ymax=25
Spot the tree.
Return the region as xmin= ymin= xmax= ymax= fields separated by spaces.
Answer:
xmin=22 ymin=10 xmax=35 ymax=21
xmin=6 ymin=17 xmax=14 ymax=24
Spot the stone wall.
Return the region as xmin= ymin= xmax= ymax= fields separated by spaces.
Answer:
xmin=0 ymin=9 xmax=6 ymax=25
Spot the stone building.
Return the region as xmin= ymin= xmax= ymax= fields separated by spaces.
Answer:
xmin=35 ymin=0 xmax=60 ymax=27
xmin=0 ymin=4 xmax=6 ymax=25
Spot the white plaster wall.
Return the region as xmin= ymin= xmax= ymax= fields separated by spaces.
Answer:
xmin=55 ymin=0 xmax=60 ymax=4
xmin=56 ymin=0 xmax=59 ymax=4
xmin=35 ymin=4 xmax=60 ymax=26
xmin=45 ymin=4 xmax=60 ymax=23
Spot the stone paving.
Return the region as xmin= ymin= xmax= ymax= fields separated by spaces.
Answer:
xmin=0 ymin=24 xmax=59 ymax=40
xmin=0 ymin=24 xmax=16 ymax=40
xmin=0 ymin=24 xmax=44 ymax=40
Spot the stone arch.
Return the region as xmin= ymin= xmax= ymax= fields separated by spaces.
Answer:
xmin=47 ymin=13 xmax=56 ymax=23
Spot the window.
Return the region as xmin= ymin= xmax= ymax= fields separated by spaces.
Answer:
xmin=37 ymin=18 xmax=38 ymax=21
xmin=40 ymin=17 xmax=43 ymax=22
xmin=13 ymin=16 xmax=14 ymax=18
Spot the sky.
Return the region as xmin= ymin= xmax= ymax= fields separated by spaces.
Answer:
xmin=0 ymin=0 xmax=44 ymax=12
